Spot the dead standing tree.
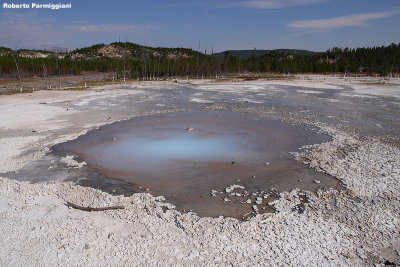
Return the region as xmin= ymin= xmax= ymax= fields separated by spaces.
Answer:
xmin=122 ymin=40 xmax=127 ymax=83
xmin=389 ymin=45 xmax=399 ymax=80
xmin=40 ymin=58 xmax=49 ymax=89
xmin=196 ymin=40 xmax=200 ymax=78
xmin=55 ymin=54 xmax=62 ymax=89
xmin=11 ymin=53 xmax=22 ymax=92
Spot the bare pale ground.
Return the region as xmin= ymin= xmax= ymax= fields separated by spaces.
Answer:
xmin=0 ymin=75 xmax=399 ymax=266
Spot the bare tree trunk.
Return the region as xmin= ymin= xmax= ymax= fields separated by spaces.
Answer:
xmin=12 ymin=53 xmax=22 ymax=92
xmin=40 ymin=59 xmax=49 ymax=89
xmin=56 ymin=55 xmax=62 ymax=90
xmin=196 ymin=40 xmax=201 ymax=78
xmin=123 ymin=42 xmax=127 ymax=83
xmin=389 ymin=51 xmax=398 ymax=80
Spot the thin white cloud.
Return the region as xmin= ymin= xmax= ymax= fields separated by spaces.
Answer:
xmin=168 ymin=0 xmax=324 ymax=9
xmin=236 ymin=0 xmax=324 ymax=9
xmin=72 ymin=23 xmax=157 ymax=33
xmin=1 ymin=10 xmax=39 ymax=19
xmin=0 ymin=19 xmax=158 ymax=49
xmin=283 ymin=29 xmax=328 ymax=40
xmin=288 ymin=10 xmax=398 ymax=29
xmin=0 ymin=20 xmax=62 ymax=47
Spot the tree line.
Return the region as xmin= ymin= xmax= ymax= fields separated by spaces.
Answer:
xmin=0 ymin=42 xmax=399 ymax=80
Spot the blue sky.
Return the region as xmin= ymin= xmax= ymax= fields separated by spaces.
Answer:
xmin=0 ymin=0 xmax=399 ymax=52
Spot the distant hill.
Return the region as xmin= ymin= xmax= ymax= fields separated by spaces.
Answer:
xmin=0 ymin=46 xmax=12 ymax=56
xmin=212 ymin=49 xmax=317 ymax=59
xmin=0 ymin=42 xmax=204 ymax=60
xmin=49 ymin=47 xmax=72 ymax=53
xmin=70 ymin=42 xmax=203 ymax=60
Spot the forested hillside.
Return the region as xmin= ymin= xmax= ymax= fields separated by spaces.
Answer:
xmin=0 ymin=42 xmax=399 ymax=79
xmin=212 ymin=49 xmax=316 ymax=59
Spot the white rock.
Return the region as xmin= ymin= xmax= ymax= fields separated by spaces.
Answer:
xmin=252 ymin=205 xmax=259 ymax=213
xmin=255 ymin=197 xmax=263 ymax=205
xmin=225 ymin=184 xmax=244 ymax=193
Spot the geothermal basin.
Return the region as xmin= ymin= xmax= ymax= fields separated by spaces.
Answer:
xmin=53 ymin=111 xmax=340 ymax=219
